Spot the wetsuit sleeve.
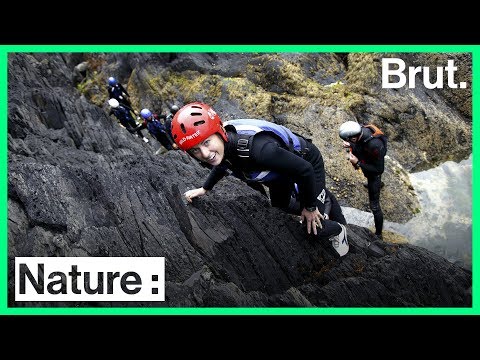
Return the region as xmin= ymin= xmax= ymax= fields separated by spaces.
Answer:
xmin=202 ymin=165 xmax=229 ymax=191
xmin=358 ymin=138 xmax=386 ymax=174
xmin=250 ymin=133 xmax=317 ymax=208
xmin=123 ymin=104 xmax=135 ymax=114
xmin=136 ymin=121 xmax=147 ymax=130
xmin=323 ymin=194 xmax=332 ymax=216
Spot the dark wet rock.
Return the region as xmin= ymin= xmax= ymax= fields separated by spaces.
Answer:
xmin=8 ymin=53 xmax=471 ymax=307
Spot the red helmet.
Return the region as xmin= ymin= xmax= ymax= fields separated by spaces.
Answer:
xmin=171 ymin=102 xmax=228 ymax=151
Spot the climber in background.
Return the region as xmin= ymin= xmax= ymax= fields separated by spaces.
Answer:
xmin=339 ymin=121 xmax=387 ymax=239
xmin=137 ymin=108 xmax=176 ymax=151
xmin=164 ymin=104 xmax=180 ymax=143
xmin=108 ymin=98 xmax=148 ymax=143
xmin=107 ymin=76 xmax=134 ymax=111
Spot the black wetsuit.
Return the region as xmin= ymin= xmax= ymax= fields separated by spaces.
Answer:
xmin=137 ymin=114 xmax=175 ymax=150
xmin=202 ymin=130 xmax=346 ymax=240
xmin=351 ymin=127 xmax=387 ymax=236
xmin=109 ymin=105 xmax=145 ymax=139
xmin=108 ymin=83 xmax=132 ymax=108
xmin=165 ymin=113 xmax=174 ymax=141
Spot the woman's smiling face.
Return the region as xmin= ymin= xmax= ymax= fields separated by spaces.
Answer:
xmin=188 ymin=133 xmax=225 ymax=166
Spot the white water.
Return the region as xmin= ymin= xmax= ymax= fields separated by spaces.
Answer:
xmin=343 ymin=155 xmax=472 ymax=270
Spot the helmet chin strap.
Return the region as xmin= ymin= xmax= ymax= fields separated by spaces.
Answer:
xmin=358 ymin=128 xmax=366 ymax=141
xmin=221 ymin=126 xmax=229 ymax=142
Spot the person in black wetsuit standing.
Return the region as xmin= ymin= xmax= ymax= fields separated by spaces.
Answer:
xmin=339 ymin=121 xmax=387 ymax=239
xmin=171 ymin=102 xmax=349 ymax=256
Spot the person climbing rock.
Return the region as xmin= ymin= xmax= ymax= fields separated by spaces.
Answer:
xmin=164 ymin=104 xmax=179 ymax=142
xmin=108 ymin=98 xmax=148 ymax=142
xmin=171 ymin=102 xmax=349 ymax=257
xmin=137 ymin=108 xmax=177 ymax=151
xmin=107 ymin=76 xmax=134 ymax=110
xmin=339 ymin=120 xmax=387 ymax=239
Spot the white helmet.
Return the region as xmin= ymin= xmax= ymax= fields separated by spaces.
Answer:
xmin=339 ymin=121 xmax=361 ymax=140
xmin=108 ymin=98 xmax=119 ymax=108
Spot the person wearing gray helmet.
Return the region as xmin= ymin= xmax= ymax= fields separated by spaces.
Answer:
xmin=339 ymin=121 xmax=387 ymax=239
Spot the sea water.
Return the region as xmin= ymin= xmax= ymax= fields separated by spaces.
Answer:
xmin=342 ymin=155 xmax=472 ymax=270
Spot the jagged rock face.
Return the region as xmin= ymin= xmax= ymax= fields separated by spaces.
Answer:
xmin=8 ymin=53 xmax=471 ymax=307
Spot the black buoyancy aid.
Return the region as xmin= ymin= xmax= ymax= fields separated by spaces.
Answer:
xmin=362 ymin=124 xmax=387 ymax=147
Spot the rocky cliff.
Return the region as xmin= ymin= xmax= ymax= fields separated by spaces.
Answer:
xmin=8 ymin=52 xmax=472 ymax=307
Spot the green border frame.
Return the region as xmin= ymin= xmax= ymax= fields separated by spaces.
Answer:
xmin=1 ymin=45 xmax=477 ymax=315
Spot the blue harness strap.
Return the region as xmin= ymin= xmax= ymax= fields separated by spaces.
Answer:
xmin=224 ymin=119 xmax=307 ymax=182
